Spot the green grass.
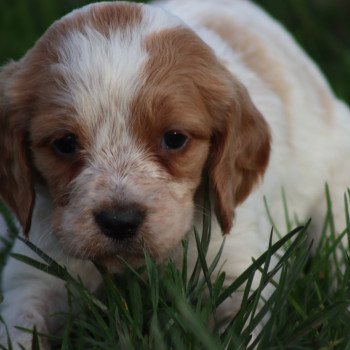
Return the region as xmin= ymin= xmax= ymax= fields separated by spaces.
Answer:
xmin=1 ymin=188 xmax=350 ymax=349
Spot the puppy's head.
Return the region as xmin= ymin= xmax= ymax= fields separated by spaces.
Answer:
xmin=0 ymin=2 xmax=270 ymax=266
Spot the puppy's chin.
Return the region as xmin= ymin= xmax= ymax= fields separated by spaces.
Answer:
xmin=86 ymin=237 xmax=148 ymax=270
xmin=95 ymin=254 xmax=147 ymax=273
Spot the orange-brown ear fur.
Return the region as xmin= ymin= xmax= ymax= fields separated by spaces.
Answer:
xmin=0 ymin=62 xmax=35 ymax=234
xmin=208 ymin=78 xmax=271 ymax=234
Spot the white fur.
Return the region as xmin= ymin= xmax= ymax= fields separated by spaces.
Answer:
xmin=1 ymin=0 xmax=350 ymax=348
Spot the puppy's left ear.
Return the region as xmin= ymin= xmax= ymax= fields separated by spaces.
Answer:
xmin=207 ymin=76 xmax=271 ymax=234
xmin=0 ymin=61 xmax=35 ymax=234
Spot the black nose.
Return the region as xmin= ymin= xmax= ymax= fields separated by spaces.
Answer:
xmin=94 ymin=206 xmax=145 ymax=240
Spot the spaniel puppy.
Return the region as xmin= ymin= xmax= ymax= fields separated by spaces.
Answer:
xmin=1 ymin=0 xmax=349 ymax=348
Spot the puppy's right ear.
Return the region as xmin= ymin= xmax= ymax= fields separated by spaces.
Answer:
xmin=0 ymin=61 xmax=35 ymax=234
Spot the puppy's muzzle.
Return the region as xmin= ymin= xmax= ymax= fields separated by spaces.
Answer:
xmin=94 ymin=205 xmax=145 ymax=240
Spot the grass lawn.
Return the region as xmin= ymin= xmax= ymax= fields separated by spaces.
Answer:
xmin=1 ymin=1 xmax=350 ymax=349
xmin=1 ymin=190 xmax=350 ymax=349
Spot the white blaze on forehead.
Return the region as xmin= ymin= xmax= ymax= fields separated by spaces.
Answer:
xmin=53 ymin=3 xmax=184 ymax=149
xmin=55 ymin=27 xmax=146 ymax=131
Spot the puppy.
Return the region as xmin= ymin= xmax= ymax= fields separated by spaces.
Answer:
xmin=1 ymin=0 xmax=349 ymax=348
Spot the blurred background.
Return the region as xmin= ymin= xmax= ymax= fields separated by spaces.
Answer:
xmin=0 ymin=0 xmax=349 ymax=101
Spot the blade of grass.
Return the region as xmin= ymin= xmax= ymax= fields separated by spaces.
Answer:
xmin=216 ymin=223 xmax=308 ymax=306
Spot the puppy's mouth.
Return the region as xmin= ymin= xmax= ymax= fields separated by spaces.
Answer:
xmin=86 ymin=235 xmax=151 ymax=271
xmin=94 ymin=250 xmax=147 ymax=270
xmin=105 ymin=235 xmax=145 ymax=257
xmin=89 ymin=233 xmax=147 ymax=261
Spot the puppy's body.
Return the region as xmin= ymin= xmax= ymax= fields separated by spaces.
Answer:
xmin=170 ymin=0 xmax=350 ymax=254
xmin=164 ymin=0 xmax=350 ymax=321
xmin=1 ymin=0 xmax=349 ymax=348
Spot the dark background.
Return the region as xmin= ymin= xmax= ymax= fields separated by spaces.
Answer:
xmin=1 ymin=0 xmax=349 ymax=101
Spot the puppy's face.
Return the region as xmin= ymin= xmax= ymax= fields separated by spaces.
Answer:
xmin=0 ymin=3 xmax=270 ymax=267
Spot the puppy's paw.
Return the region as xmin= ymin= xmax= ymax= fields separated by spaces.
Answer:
xmin=0 ymin=328 xmax=51 ymax=350
xmin=0 ymin=310 xmax=51 ymax=350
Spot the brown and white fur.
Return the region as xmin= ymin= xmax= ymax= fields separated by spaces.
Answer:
xmin=1 ymin=0 xmax=349 ymax=348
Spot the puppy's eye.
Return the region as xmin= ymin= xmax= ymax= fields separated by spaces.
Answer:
xmin=162 ymin=131 xmax=188 ymax=151
xmin=52 ymin=134 xmax=79 ymax=156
